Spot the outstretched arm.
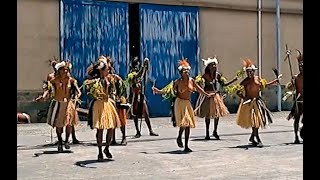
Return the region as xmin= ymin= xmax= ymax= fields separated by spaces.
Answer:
xmin=264 ymin=73 xmax=282 ymax=88
xmin=152 ymin=86 xmax=165 ymax=95
xmin=35 ymin=90 xmax=50 ymax=102
xmin=266 ymin=79 xmax=279 ymax=87
xmin=35 ymin=80 xmax=54 ymax=101
xmin=223 ymin=76 xmax=238 ymax=86
xmin=152 ymin=81 xmax=176 ymax=95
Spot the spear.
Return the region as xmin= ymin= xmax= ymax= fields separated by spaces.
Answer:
xmin=283 ymin=44 xmax=299 ymax=115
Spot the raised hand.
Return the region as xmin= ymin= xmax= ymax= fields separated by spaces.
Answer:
xmin=152 ymin=86 xmax=161 ymax=94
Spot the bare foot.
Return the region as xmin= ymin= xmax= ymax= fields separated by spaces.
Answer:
xmin=176 ymin=138 xmax=183 ymax=148
xmin=103 ymin=148 xmax=113 ymax=159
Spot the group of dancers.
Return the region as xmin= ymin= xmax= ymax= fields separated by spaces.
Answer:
xmin=35 ymin=50 xmax=303 ymax=161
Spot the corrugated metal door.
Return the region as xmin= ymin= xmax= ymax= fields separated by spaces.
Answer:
xmin=60 ymin=0 xmax=129 ymax=106
xmin=139 ymin=4 xmax=200 ymax=117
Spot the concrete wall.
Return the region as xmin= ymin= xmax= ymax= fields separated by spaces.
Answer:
xmin=17 ymin=0 xmax=59 ymax=122
xmin=17 ymin=0 xmax=59 ymax=90
xmin=199 ymin=8 xmax=257 ymax=79
xmin=198 ymin=0 xmax=303 ymax=83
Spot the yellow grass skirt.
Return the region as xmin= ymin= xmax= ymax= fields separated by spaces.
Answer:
xmin=92 ymin=99 xmax=121 ymax=130
xmin=174 ymin=97 xmax=196 ymax=128
xmin=236 ymin=98 xmax=272 ymax=129
xmin=195 ymin=93 xmax=229 ymax=119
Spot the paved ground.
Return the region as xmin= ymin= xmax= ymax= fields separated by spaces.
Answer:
xmin=17 ymin=111 xmax=303 ymax=180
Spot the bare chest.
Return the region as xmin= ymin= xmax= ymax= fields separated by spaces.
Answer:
xmin=177 ymin=80 xmax=194 ymax=94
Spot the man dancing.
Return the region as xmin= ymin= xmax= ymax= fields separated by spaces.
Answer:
xmin=127 ymin=57 xmax=158 ymax=138
xmin=195 ymin=57 xmax=239 ymax=140
xmin=285 ymin=50 xmax=303 ymax=143
xmin=36 ymin=58 xmax=80 ymax=144
xmin=235 ymin=59 xmax=281 ymax=147
xmin=37 ymin=61 xmax=81 ymax=152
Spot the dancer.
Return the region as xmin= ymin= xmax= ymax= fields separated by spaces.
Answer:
xmin=152 ymin=59 xmax=215 ymax=152
xmin=36 ymin=57 xmax=80 ymax=144
xmin=36 ymin=60 xmax=81 ymax=152
xmin=127 ymin=57 xmax=158 ymax=138
xmin=195 ymin=57 xmax=239 ymax=140
xmin=84 ymin=56 xmax=121 ymax=161
xmin=235 ymin=59 xmax=281 ymax=147
xmin=285 ymin=50 xmax=303 ymax=143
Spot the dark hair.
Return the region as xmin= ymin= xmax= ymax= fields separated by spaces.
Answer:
xmin=130 ymin=56 xmax=140 ymax=71
xmin=204 ymin=63 xmax=218 ymax=75
xmin=87 ymin=63 xmax=100 ymax=79
xmin=204 ymin=66 xmax=210 ymax=74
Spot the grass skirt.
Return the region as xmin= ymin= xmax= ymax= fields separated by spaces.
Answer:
xmin=92 ymin=99 xmax=121 ymax=130
xmin=47 ymin=100 xmax=79 ymax=128
xmin=195 ymin=93 xmax=229 ymax=119
xmin=174 ymin=97 xmax=196 ymax=128
xmin=236 ymin=98 xmax=272 ymax=129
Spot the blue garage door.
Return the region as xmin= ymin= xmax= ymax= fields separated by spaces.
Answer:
xmin=139 ymin=4 xmax=200 ymax=117
xmin=60 ymin=0 xmax=129 ymax=107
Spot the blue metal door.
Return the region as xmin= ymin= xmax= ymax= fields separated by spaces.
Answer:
xmin=60 ymin=0 xmax=129 ymax=107
xmin=139 ymin=4 xmax=200 ymax=117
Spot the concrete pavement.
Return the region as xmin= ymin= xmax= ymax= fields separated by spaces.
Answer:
xmin=17 ymin=111 xmax=303 ymax=180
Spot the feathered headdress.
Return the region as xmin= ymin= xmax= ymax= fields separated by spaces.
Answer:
xmin=96 ymin=55 xmax=113 ymax=70
xmin=55 ymin=60 xmax=72 ymax=71
xmin=48 ymin=56 xmax=60 ymax=68
xmin=96 ymin=56 xmax=108 ymax=70
xmin=242 ymin=59 xmax=257 ymax=71
xmin=201 ymin=56 xmax=218 ymax=67
xmin=177 ymin=58 xmax=191 ymax=71
xmin=296 ymin=49 xmax=303 ymax=62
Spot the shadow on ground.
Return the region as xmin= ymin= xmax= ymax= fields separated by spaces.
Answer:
xmin=191 ymin=138 xmax=240 ymax=142
xmin=74 ymin=159 xmax=114 ymax=168
xmin=33 ymin=150 xmax=73 ymax=157
xmin=139 ymin=148 xmax=221 ymax=155
xmin=227 ymin=144 xmax=271 ymax=150
xmin=281 ymin=142 xmax=303 ymax=146
xmin=18 ymin=130 xmax=293 ymax=151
